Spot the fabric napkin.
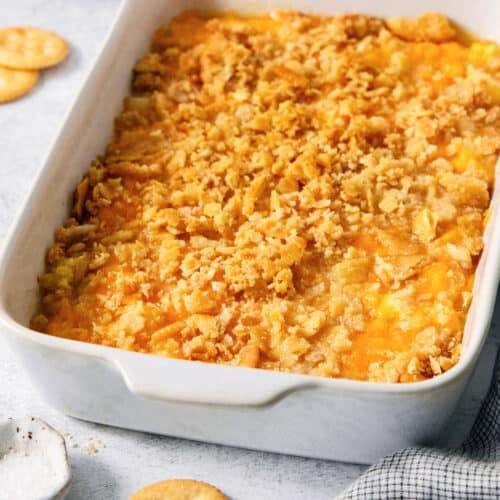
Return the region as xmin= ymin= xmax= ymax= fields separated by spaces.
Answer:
xmin=338 ymin=349 xmax=500 ymax=499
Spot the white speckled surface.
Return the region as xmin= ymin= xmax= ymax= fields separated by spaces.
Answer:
xmin=0 ymin=2 xmax=499 ymax=499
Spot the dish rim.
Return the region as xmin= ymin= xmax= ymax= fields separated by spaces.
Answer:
xmin=0 ymin=0 xmax=499 ymax=403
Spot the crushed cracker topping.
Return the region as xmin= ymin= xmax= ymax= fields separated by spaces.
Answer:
xmin=31 ymin=11 xmax=500 ymax=382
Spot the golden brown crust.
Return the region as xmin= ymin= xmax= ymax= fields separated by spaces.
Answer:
xmin=32 ymin=11 xmax=500 ymax=382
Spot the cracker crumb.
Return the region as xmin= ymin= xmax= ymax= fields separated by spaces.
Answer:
xmin=81 ymin=438 xmax=105 ymax=454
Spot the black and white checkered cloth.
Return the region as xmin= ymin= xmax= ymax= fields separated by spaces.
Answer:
xmin=338 ymin=349 xmax=500 ymax=499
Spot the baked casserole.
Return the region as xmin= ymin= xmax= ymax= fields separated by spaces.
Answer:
xmin=31 ymin=11 xmax=500 ymax=383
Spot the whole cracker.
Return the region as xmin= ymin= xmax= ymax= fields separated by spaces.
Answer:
xmin=0 ymin=27 xmax=69 ymax=70
xmin=130 ymin=479 xmax=228 ymax=500
xmin=0 ymin=66 xmax=38 ymax=103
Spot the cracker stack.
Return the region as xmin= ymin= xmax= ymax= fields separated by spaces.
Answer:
xmin=0 ymin=27 xmax=68 ymax=103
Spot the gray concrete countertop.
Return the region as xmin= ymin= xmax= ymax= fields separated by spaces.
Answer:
xmin=0 ymin=2 xmax=498 ymax=499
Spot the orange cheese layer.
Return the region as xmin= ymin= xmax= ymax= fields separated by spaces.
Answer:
xmin=31 ymin=11 xmax=500 ymax=382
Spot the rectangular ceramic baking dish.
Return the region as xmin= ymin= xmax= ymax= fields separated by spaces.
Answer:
xmin=0 ymin=0 xmax=499 ymax=464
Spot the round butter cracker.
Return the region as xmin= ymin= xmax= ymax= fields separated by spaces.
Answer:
xmin=0 ymin=27 xmax=69 ymax=70
xmin=0 ymin=66 xmax=38 ymax=103
xmin=130 ymin=479 xmax=228 ymax=500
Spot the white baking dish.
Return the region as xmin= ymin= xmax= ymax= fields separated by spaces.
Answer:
xmin=0 ymin=0 xmax=499 ymax=464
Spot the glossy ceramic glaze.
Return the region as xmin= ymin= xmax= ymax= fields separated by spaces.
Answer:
xmin=0 ymin=0 xmax=498 ymax=463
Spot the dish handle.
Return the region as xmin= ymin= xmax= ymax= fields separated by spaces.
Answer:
xmin=112 ymin=351 xmax=318 ymax=407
